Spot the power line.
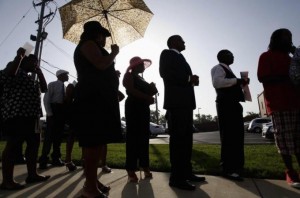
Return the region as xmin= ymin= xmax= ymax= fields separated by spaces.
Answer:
xmin=46 ymin=38 xmax=73 ymax=60
xmin=0 ymin=6 xmax=33 ymax=48
xmin=41 ymin=59 xmax=77 ymax=79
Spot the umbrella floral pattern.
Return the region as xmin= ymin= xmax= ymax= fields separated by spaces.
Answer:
xmin=59 ymin=0 xmax=153 ymax=49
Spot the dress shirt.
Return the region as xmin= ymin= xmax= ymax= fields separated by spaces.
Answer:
xmin=211 ymin=63 xmax=237 ymax=89
xmin=170 ymin=48 xmax=180 ymax=54
xmin=43 ymin=80 xmax=65 ymax=116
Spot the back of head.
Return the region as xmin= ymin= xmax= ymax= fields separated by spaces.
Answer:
xmin=217 ymin=49 xmax=232 ymax=62
xmin=80 ymin=21 xmax=111 ymax=41
xmin=268 ymin=28 xmax=292 ymax=52
xmin=167 ymin=35 xmax=181 ymax=49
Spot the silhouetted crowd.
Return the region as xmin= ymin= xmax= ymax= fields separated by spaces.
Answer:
xmin=1 ymin=21 xmax=300 ymax=197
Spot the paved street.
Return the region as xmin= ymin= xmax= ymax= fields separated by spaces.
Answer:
xmin=150 ymin=131 xmax=275 ymax=145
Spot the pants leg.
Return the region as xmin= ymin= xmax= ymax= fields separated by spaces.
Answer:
xmin=167 ymin=109 xmax=194 ymax=181
xmin=51 ymin=117 xmax=64 ymax=160
xmin=40 ymin=116 xmax=53 ymax=162
xmin=217 ymin=102 xmax=244 ymax=173
xmin=51 ymin=104 xmax=65 ymax=160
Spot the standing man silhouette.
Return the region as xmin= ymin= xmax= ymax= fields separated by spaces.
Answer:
xmin=39 ymin=69 xmax=69 ymax=169
xmin=159 ymin=35 xmax=205 ymax=191
xmin=211 ymin=49 xmax=249 ymax=181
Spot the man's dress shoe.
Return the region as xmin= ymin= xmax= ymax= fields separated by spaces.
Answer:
xmin=187 ymin=174 xmax=206 ymax=182
xmin=169 ymin=180 xmax=196 ymax=191
xmin=222 ymin=172 xmax=244 ymax=181
xmin=52 ymin=158 xmax=65 ymax=166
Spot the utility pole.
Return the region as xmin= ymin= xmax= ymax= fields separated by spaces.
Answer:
xmin=155 ymin=93 xmax=159 ymax=124
xmin=198 ymin=107 xmax=201 ymax=124
xmin=32 ymin=0 xmax=53 ymax=77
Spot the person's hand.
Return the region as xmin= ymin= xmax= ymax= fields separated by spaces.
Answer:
xmin=146 ymin=96 xmax=155 ymax=104
xmin=149 ymin=82 xmax=158 ymax=95
xmin=118 ymin=90 xmax=125 ymax=102
xmin=16 ymin=47 xmax=26 ymax=59
xmin=111 ymin=44 xmax=119 ymax=56
xmin=190 ymin=75 xmax=199 ymax=86
xmin=237 ymin=78 xmax=250 ymax=86
xmin=290 ymin=45 xmax=296 ymax=54
xmin=115 ymin=70 xmax=121 ymax=77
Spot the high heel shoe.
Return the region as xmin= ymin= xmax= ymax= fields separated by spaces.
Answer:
xmin=97 ymin=181 xmax=111 ymax=194
xmin=65 ymin=161 xmax=77 ymax=172
xmin=142 ymin=168 xmax=153 ymax=179
xmin=127 ymin=171 xmax=138 ymax=183
xmin=101 ymin=165 xmax=112 ymax=173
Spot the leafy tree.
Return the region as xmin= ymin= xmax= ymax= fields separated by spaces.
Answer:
xmin=150 ymin=110 xmax=166 ymax=124
xmin=244 ymin=111 xmax=259 ymax=122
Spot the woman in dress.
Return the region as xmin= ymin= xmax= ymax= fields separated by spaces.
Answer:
xmin=73 ymin=21 xmax=122 ymax=198
xmin=123 ymin=56 xmax=158 ymax=182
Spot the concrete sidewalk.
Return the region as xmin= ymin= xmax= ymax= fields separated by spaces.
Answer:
xmin=0 ymin=165 xmax=300 ymax=198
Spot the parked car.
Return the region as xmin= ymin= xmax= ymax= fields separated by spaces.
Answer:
xmin=244 ymin=121 xmax=250 ymax=132
xmin=149 ymin=122 xmax=166 ymax=138
xmin=247 ymin=118 xmax=272 ymax=133
xmin=119 ymin=121 xmax=165 ymax=139
xmin=164 ymin=123 xmax=198 ymax=134
xmin=262 ymin=122 xmax=274 ymax=139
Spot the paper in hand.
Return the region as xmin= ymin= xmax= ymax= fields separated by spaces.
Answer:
xmin=22 ymin=42 xmax=34 ymax=56
xmin=240 ymin=71 xmax=252 ymax=102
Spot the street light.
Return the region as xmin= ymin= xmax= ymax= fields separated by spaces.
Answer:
xmin=198 ymin=108 xmax=201 ymax=124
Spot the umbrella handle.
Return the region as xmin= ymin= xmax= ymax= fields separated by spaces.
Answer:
xmin=103 ymin=10 xmax=115 ymax=45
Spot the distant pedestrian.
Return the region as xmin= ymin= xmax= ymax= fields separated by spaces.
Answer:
xmin=258 ymin=28 xmax=300 ymax=189
xmin=123 ymin=56 xmax=157 ymax=182
xmin=211 ymin=49 xmax=249 ymax=181
xmin=0 ymin=48 xmax=50 ymax=190
xmin=159 ymin=35 xmax=206 ymax=191
xmin=64 ymin=82 xmax=77 ymax=172
xmin=39 ymin=69 xmax=69 ymax=169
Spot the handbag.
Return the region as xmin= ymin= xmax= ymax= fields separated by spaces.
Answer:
xmin=289 ymin=46 xmax=300 ymax=86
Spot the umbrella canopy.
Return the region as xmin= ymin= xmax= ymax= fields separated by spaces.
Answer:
xmin=59 ymin=0 xmax=153 ymax=49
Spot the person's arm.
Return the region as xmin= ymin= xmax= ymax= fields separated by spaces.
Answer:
xmin=118 ymin=90 xmax=125 ymax=102
xmin=211 ymin=65 xmax=237 ymax=88
xmin=43 ymin=83 xmax=53 ymax=116
xmin=123 ymin=72 xmax=154 ymax=104
xmin=3 ymin=48 xmax=25 ymax=76
xmin=80 ymin=40 xmax=119 ymax=70
xmin=35 ymin=67 xmax=47 ymax=93
xmin=65 ymin=84 xmax=75 ymax=104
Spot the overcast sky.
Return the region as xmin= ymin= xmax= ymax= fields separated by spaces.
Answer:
xmin=1 ymin=0 xmax=300 ymax=118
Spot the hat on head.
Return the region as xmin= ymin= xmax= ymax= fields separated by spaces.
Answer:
xmin=127 ymin=56 xmax=152 ymax=72
xmin=83 ymin=21 xmax=111 ymax=37
xmin=56 ymin=69 xmax=69 ymax=77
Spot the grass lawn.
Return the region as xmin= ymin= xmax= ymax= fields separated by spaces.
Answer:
xmin=0 ymin=141 xmax=295 ymax=179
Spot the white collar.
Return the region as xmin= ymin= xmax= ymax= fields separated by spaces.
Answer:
xmin=170 ymin=48 xmax=180 ymax=54
xmin=219 ymin=63 xmax=232 ymax=71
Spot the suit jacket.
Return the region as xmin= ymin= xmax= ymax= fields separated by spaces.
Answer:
xmin=159 ymin=49 xmax=196 ymax=110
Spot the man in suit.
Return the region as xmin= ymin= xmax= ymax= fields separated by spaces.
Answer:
xmin=159 ymin=35 xmax=205 ymax=191
xmin=211 ymin=49 xmax=249 ymax=181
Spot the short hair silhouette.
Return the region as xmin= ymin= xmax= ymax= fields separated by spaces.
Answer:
xmin=167 ymin=35 xmax=181 ymax=48
xmin=217 ymin=49 xmax=232 ymax=62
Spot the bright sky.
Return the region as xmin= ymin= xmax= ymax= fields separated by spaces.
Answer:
xmin=1 ymin=0 xmax=300 ymax=119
